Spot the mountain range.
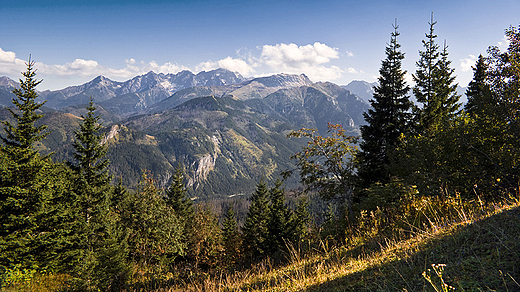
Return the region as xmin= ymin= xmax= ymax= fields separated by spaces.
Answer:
xmin=0 ymin=70 xmax=379 ymax=198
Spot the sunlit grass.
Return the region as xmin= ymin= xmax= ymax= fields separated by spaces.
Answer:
xmin=169 ymin=194 xmax=520 ymax=291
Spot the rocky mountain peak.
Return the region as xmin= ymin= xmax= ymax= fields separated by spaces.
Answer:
xmin=252 ymin=73 xmax=312 ymax=88
xmin=0 ymin=76 xmax=19 ymax=89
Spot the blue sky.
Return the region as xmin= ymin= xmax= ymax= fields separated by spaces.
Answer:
xmin=1 ymin=0 xmax=519 ymax=90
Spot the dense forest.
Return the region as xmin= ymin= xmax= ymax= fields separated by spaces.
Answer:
xmin=1 ymin=20 xmax=519 ymax=291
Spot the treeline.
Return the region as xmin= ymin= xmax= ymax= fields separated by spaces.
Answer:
xmin=287 ymin=19 xmax=520 ymax=231
xmin=1 ymin=19 xmax=519 ymax=291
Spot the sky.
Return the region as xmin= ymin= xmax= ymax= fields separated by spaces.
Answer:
xmin=0 ymin=0 xmax=519 ymax=90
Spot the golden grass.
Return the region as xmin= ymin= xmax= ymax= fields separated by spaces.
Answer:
xmin=171 ymin=194 xmax=520 ymax=291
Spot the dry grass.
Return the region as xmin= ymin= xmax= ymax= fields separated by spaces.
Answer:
xmin=171 ymin=194 xmax=520 ymax=291
xmin=5 ymin=194 xmax=519 ymax=291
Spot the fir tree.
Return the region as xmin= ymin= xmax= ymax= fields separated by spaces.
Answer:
xmin=413 ymin=14 xmax=460 ymax=133
xmin=70 ymin=97 xmax=110 ymax=187
xmin=66 ymin=98 xmax=128 ymax=290
xmin=125 ymin=172 xmax=185 ymax=274
xmin=267 ymin=179 xmax=290 ymax=254
xmin=242 ymin=181 xmax=270 ymax=258
xmin=0 ymin=59 xmax=53 ymax=270
xmin=222 ymin=204 xmax=242 ymax=266
xmin=287 ymin=196 xmax=311 ymax=244
xmin=358 ymin=20 xmax=412 ymax=187
xmin=0 ymin=57 xmax=48 ymax=187
xmin=165 ymin=165 xmax=193 ymax=220
xmin=465 ymin=54 xmax=493 ymax=116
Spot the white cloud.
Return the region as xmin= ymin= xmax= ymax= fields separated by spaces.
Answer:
xmin=498 ymin=35 xmax=510 ymax=51
xmin=0 ymin=48 xmax=26 ymax=75
xmin=217 ymin=57 xmax=255 ymax=75
xmin=0 ymin=48 xmax=16 ymax=63
xmin=34 ymin=58 xmax=188 ymax=80
xmin=345 ymin=51 xmax=354 ymax=57
xmin=347 ymin=67 xmax=359 ymax=74
xmin=196 ymin=56 xmax=255 ymax=76
xmin=0 ymin=42 xmax=345 ymax=89
xmin=259 ymin=42 xmax=342 ymax=81
xmin=460 ymin=54 xmax=478 ymax=72
xmin=404 ymin=72 xmax=414 ymax=85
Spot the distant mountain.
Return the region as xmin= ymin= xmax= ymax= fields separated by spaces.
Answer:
xmin=264 ymin=81 xmax=368 ymax=135
xmin=37 ymin=69 xmax=246 ymax=113
xmin=102 ymin=80 xmax=369 ymax=194
xmin=0 ymin=77 xmax=19 ymax=107
xmin=105 ymin=95 xmax=307 ymax=196
xmin=0 ymin=71 xmax=371 ymax=198
xmin=342 ymin=80 xmax=377 ymax=104
xmin=150 ymin=73 xmax=314 ymax=112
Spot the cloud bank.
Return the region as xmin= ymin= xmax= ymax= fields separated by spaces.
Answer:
xmin=1 ymin=42 xmax=345 ymax=88
xmin=259 ymin=42 xmax=343 ymax=81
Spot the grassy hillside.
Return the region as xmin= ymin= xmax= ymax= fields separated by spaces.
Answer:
xmin=175 ymin=196 xmax=520 ymax=291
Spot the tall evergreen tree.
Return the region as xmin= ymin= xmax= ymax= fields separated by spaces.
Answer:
xmin=267 ymin=180 xmax=291 ymax=254
xmin=413 ymin=14 xmax=460 ymax=133
xmin=70 ymin=97 xmax=110 ymax=187
xmin=222 ymin=204 xmax=242 ymax=266
xmin=242 ymin=181 xmax=270 ymax=258
xmin=0 ymin=59 xmax=53 ymax=270
xmin=165 ymin=165 xmax=193 ymax=220
xmin=66 ymin=98 xmax=127 ymax=290
xmin=465 ymin=54 xmax=493 ymax=116
xmin=0 ymin=57 xmax=48 ymax=187
xmin=482 ymin=25 xmax=520 ymax=195
xmin=125 ymin=172 xmax=185 ymax=275
xmin=358 ymin=20 xmax=412 ymax=187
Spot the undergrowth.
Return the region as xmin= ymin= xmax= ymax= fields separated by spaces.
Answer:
xmin=176 ymin=193 xmax=520 ymax=291
xmin=3 ymin=193 xmax=519 ymax=291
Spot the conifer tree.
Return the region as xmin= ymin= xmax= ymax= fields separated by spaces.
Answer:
xmin=0 ymin=57 xmax=48 ymax=187
xmin=465 ymin=55 xmax=493 ymax=116
xmin=287 ymin=196 xmax=311 ymax=244
xmin=70 ymin=97 xmax=109 ymax=187
xmin=66 ymin=98 xmax=129 ymax=290
xmin=480 ymin=25 xmax=520 ymax=195
xmin=222 ymin=204 xmax=242 ymax=266
xmin=0 ymin=59 xmax=53 ymax=270
xmin=267 ymin=179 xmax=291 ymax=254
xmin=165 ymin=165 xmax=193 ymax=220
xmin=358 ymin=20 xmax=412 ymax=187
xmin=242 ymin=181 xmax=270 ymax=258
xmin=126 ymin=172 xmax=185 ymax=274
xmin=413 ymin=14 xmax=460 ymax=133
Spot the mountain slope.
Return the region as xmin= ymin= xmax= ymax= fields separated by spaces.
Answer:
xmin=37 ymin=69 xmax=246 ymax=111
xmin=106 ymin=95 xmax=304 ymax=195
xmin=342 ymin=80 xmax=377 ymax=103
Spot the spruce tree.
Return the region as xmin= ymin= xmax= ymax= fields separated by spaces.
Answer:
xmin=358 ymin=20 xmax=412 ymax=187
xmin=165 ymin=165 xmax=193 ymax=220
xmin=222 ymin=204 xmax=242 ymax=266
xmin=242 ymin=181 xmax=270 ymax=258
xmin=70 ymin=97 xmax=109 ymax=187
xmin=287 ymin=196 xmax=310 ymax=244
xmin=67 ymin=98 xmax=126 ymax=289
xmin=0 ymin=57 xmax=48 ymax=187
xmin=465 ymin=54 xmax=493 ymax=116
xmin=126 ymin=172 xmax=185 ymax=274
xmin=0 ymin=59 xmax=52 ymax=270
xmin=413 ymin=14 xmax=460 ymax=133
xmin=481 ymin=25 xmax=520 ymax=195
xmin=267 ymin=179 xmax=290 ymax=254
